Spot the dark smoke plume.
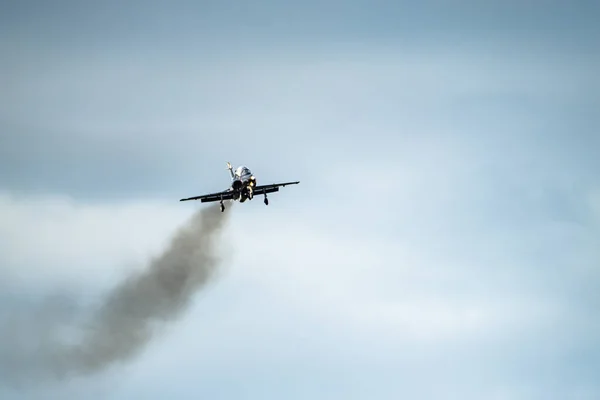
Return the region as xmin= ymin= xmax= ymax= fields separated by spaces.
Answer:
xmin=0 ymin=203 xmax=230 ymax=386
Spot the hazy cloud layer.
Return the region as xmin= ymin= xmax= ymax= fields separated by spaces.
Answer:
xmin=1 ymin=202 xmax=231 ymax=390
xmin=2 ymin=1 xmax=600 ymax=399
xmin=2 ymin=1 xmax=599 ymax=47
xmin=1 ymin=144 xmax=599 ymax=399
xmin=2 ymin=47 xmax=598 ymax=200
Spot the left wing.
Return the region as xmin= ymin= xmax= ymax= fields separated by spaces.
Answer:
xmin=180 ymin=189 xmax=234 ymax=202
xmin=252 ymin=181 xmax=300 ymax=195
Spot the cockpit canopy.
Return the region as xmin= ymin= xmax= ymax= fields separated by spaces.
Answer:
xmin=235 ymin=166 xmax=251 ymax=177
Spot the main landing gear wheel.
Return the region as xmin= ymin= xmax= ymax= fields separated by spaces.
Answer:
xmin=264 ymin=197 xmax=269 ymax=206
xmin=220 ymin=202 xmax=225 ymax=212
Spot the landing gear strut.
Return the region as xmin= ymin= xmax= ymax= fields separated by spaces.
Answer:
xmin=220 ymin=195 xmax=225 ymax=212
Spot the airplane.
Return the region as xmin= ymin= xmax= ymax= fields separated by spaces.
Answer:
xmin=179 ymin=162 xmax=300 ymax=212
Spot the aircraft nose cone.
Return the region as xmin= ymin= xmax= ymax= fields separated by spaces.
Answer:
xmin=232 ymin=180 xmax=243 ymax=190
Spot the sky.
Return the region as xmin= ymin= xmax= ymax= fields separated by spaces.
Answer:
xmin=1 ymin=1 xmax=599 ymax=399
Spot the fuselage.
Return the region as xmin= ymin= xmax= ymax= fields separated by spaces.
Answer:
xmin=231 ymin=165 xmax=256 ymax=202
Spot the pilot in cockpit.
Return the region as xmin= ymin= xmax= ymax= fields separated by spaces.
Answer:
xmin=235 ymin=166 xmax=251 ymax=177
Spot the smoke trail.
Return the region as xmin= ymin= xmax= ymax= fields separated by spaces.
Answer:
xmin=0 ymin=203 xmax=230 ymax=386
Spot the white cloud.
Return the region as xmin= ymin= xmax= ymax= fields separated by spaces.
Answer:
xmin=0 ymin=180 xmax=561 ymax=349
xmin=588 ymin=187 xmax=600 ymax=222
xmin=2 ymin=40 xmax=599 ymax=399
xmin=0 ymin=192 xmax=192 ymax=292
xmin=2 ymin=118 xmax=600 ymax=398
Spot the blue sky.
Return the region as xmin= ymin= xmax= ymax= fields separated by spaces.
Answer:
xmin=1 ymin=1 xmax=599 ymax=399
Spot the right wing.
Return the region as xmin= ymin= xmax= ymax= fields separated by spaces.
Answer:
xmin=179 ymin=190 xmax=234 ymax=202
xmin=252 ymin=181 xmax=300 ymax=195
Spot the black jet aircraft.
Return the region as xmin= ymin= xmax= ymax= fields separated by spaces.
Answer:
xmin=180 ymin=162 xmax=300 ymax=212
